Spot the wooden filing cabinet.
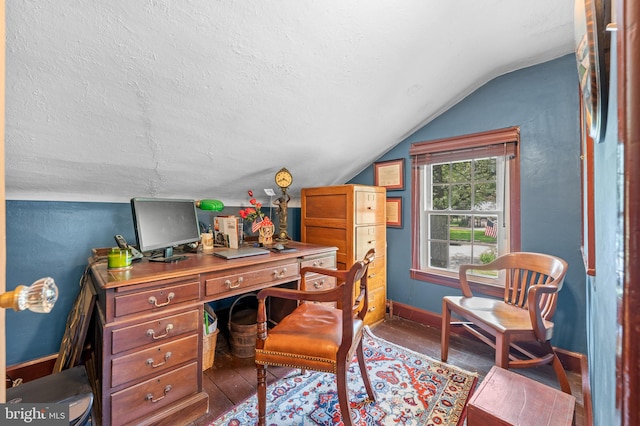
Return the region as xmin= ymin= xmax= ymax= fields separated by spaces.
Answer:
xmin=301 ymin=184 xmax=387 ymax=325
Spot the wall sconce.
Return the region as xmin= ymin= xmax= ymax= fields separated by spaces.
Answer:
xmin=0 ymin=277 xmax=59 ymax=313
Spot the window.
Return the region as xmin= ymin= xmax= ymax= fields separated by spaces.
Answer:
xmin=409 ymin=127 xmax=521 ymax=296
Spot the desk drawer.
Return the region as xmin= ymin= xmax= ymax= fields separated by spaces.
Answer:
xmin=111 ymin=334 xmax=198 ymax=387
xmin=111 ymin=362 xmax=198 ymax=426
xmin=302 ymin=274 xmax=337 ymax=292
xmin=205 ymin=261 xmax=299 ymax=297
xmin=112 ymin=310 xmax=199 ymax=355
xmin=300 ymin=254 xmax=336 ymax=270
xmin=114 ymin=280 xmax=200 ymax=318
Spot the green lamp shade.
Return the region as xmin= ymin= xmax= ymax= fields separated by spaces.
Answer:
xmin=197 ymin=199 xmax=224 ymax=211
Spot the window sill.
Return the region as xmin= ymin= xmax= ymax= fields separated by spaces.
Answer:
xmin=410 ymin=268 xmax=504 ymax=298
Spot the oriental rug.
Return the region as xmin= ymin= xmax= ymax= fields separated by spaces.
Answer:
xmin=210 ymin=327 xmax=477 ymax=426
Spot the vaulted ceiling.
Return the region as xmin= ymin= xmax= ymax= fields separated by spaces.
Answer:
xmin=5 ymin=1 xmax=576 ymax=206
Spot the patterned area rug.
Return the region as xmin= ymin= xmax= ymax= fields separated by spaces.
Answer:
xmin=210 ymin=327 xmax=478 ymax=426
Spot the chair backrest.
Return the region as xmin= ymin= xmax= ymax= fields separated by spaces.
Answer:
xmin=462 ymin=252 xmax=568 ymax=320
xmin=335 ymin=249 xmax=375 ymax=359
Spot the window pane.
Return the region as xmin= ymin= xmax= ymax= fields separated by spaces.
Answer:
xmin=451 ymin=161 xmax=471 ymax=182
xmin=449 ymin=243 xmax=473 ymax=271
xmin=432 ymin=163 xmax=449 ymax=184
xmin=474 ymin=182 xmax=496 ymax=210
xmin=430 ymin=241 xmax=448 ymax=268
xmin=474 ymin=158 xmax=496 ymax=181
xmin=451 ymin=184 xmax=471 ymax=210
xmin=451 ymin=215 xmax=472 ymax=242
xmin=430 ymin=214 xmax=449 ymax=240
xmin=478 ymin=216 xmax=498 ymax=244
xmin=432 ymin=185 xmax=448 ymax=210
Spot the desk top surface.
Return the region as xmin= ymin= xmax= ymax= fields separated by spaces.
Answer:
xmin=90 ymin=241 xmax=337 ymax=289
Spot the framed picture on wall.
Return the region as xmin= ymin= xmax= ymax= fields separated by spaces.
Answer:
xmin=574 ymin=0 xmax=611 ymax=143
xmin=386 ymin=197 xmax=402 ymax=228
xmin=374 ymin=158 xmax=405 ymax=190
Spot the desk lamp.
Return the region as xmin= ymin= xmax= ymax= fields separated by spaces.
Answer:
xmin=0 ymin=277 xmax=59 ymax=313
xmin=196 ymin=199 xmax=224 ymax=211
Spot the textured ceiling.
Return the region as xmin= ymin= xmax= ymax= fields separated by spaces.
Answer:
xmin=5 ymin=1 xmax=576 ymax=207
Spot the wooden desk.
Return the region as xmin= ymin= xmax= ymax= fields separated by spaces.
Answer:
xmin=467 ymin=366 xmax=575 ymax=426
xmin=87 ymin=242 xmax=336 ymax=426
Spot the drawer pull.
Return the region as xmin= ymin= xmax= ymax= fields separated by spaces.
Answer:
xmin=272 ymin=268 xmax=288 ymax=279
xmin=368 ymin=273 xmax=376 ymax=278
xmin=148 ymin=292 xmax=175 ymax=308
xmin=368 ymin=306 xmax=376 ymax=312
xmin=145 ymin=385 xmax=172 ymax=403
xmin=313 ymin=280 xmax=325 ymax=289
xmin=367 ymin=239 xmax=376 ymax=245
xmin=146 ymin=324 xmax=174 ymax=340
xmin=146 ymin=352 xmax=172 ymax=368
xmin=312 ymin=260 xmax=325 ymax=267
xmin=225 ymin=277 xmax=244 ymax=289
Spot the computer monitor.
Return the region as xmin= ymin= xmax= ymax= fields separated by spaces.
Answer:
xmin=130 ymin=197 xmax=201 ymax=262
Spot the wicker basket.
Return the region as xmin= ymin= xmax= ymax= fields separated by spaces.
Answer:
xmin=202 ymin=328 xmax=219 ymax=371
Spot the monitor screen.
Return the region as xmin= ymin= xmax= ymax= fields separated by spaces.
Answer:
xmin=130 ymin=198 xmax=201 ymax=261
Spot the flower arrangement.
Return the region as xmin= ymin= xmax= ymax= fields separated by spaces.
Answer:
xmin=239 ymin=190 xmax=273 ymax=232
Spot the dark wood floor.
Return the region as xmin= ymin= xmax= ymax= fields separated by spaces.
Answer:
xmin=188 ymin=317 xmax=585 ymax=426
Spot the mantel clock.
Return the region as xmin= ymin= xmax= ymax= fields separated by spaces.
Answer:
xmin=274 ymin=168 xmax=292 ymax=242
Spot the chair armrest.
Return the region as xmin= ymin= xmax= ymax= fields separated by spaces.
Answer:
xmin=526 ymin=284 xmax=560 ymax=341
xmin=458 ymin=264 xmax=476 ymax=297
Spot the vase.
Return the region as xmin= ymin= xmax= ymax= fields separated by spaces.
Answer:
xmin=258 ymin=224 xmax=275 ymax=245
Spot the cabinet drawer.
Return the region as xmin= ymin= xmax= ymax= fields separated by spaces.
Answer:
xmin=364 ymin=286 xmax=386 ymax=325
xmin=205 ymin=262 xmax=299 ymax=297
xmin=111 ymin=362 xmax=198 ymax=426
xmin=355 ymin=225 xmax=386 ymax=260
xmin=355 ymin=190 xmax=385 ymax=225
xmin=366 ymin=259 xmax=386 ymax=290
xmin=114 ymin=280 xmax=200 ymax=318
xmin=300 ymin=254 xmax=336 ymax=270
xmin=112 ymin=310 xmax=199 ymax=355
xmin=111 ymin=334 xmax=198 ymax=387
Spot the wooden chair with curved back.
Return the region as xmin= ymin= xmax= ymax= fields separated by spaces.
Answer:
xmin=441 ymin=251 xmax=572 ymax=394
xmin=255 ymin=248 xmax=376 ymax=426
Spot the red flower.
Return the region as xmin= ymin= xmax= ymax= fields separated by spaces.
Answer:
xmin=239 ymin=190 xmax=266 ymax=224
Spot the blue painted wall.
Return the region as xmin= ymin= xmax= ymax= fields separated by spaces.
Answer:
xmin=349 ymin=54 xmax=587 ymax=354
xmin=588 ymin=37 xmax=620 ymax=425
xmin=4 ymin=201 xmax=299 ymax=366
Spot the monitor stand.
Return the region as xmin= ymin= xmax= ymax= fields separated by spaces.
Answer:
xmin=149 ymin=246 xmax=188 ymax=263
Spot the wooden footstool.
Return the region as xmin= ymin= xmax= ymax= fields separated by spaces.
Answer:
xmin=467 ymin=366 xmax=576 ymax=426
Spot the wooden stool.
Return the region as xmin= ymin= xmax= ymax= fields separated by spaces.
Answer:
xmin=467 ymin=366 xmax=575 ymax=426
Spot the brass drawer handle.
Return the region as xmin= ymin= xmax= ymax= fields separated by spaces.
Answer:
xmin=312 ymin=260 xmax=325 ymax=267
xmin=225 ymin=277 xmax=244 ymax=288
xmin=148 ymin=292 xmax=175 ymax=307
xmin=368 ymin=273 xmax=376 ymax=278
xmin=272 ymin=268 xmax=287 ymax=279
xmin=146 ymin=352 xmax=172 ymax=368
xmin=145 ymin=385 xmax=172 ymax=403
xmin=368 ymin=306 xmax=376 ymax=312
xmin=313 ymin=279 xmax=325 ymax=289
xmin=147 ymin=324 xmax=174 ymax=340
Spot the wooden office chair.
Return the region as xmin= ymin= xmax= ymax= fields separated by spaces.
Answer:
xmin=441 ymin=251 xmax=572 ymax=394
xmin=255 ymin=249 xmax=376 ymax=426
